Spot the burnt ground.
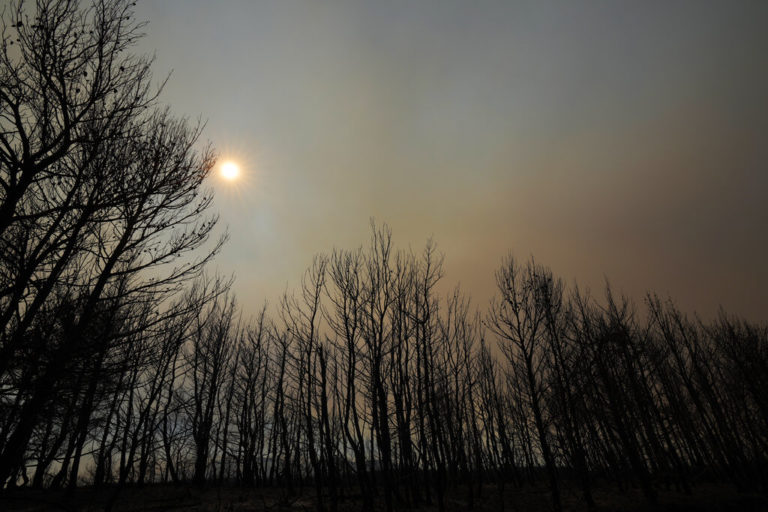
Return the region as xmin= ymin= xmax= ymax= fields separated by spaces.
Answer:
xmin=1 ymin=482 xmax=766 ymax=512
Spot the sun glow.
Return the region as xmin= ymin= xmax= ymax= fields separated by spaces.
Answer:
xmin=213 ymin=148 xmax=259 ymax=204
xmin=220 ymin=160 xmax=240 ymax=181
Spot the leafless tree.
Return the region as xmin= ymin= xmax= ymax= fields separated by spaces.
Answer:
xmin=0 ymin=0 xmax=224 ymax=488
xmin=487 ymin=257 xmax=562 ymax=512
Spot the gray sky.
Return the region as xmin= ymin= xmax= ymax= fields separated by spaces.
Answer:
xmin=135 ymin=0 xmax=768 ymax=321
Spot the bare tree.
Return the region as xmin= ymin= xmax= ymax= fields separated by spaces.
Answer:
xmin=0 ymin=0 xmax=224 ymax=487
xmin=188 ymin=287 xmax=238 ymax=486
xmin=487 ymin=257 xmax=562 ymax=512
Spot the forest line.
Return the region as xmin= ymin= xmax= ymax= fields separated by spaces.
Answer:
xmin=3 ymin=225 xmax=767 ymax=512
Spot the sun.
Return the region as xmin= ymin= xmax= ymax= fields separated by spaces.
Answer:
xmin=220 ymin=160 xmax=240 ymax=181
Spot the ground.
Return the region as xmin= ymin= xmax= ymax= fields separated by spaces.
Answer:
xmin=1 ymin=482 xmax=766 ymax=511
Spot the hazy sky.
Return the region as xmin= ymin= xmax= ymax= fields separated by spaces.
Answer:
xmin=135 ymin=1 xmax=768 ymax=321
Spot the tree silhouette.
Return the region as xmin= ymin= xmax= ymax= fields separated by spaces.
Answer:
xmin=0 ymin=0 xmax=224 ymax=487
